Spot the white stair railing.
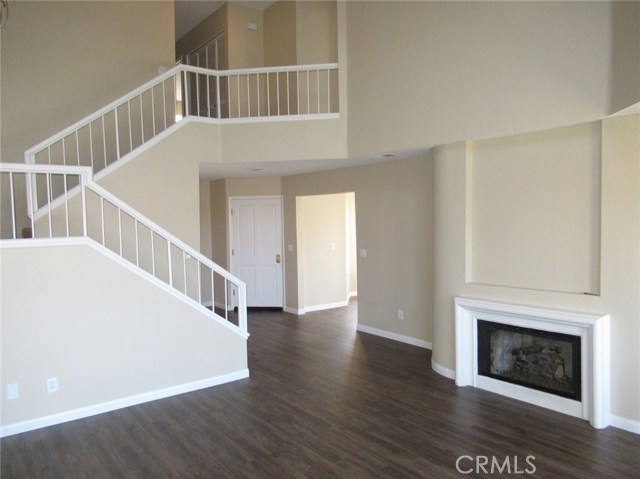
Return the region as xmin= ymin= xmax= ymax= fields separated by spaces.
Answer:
xmin=25 ymin=67 xmax=184 ymax=175
xmin=25 ymin=63 xmax=339 ymax=177
xmin=0 ymin=163 xmax=248 ymax=336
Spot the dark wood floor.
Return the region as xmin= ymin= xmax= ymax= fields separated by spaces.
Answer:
xmin=2 ymin=301 xmax=639 ymax=478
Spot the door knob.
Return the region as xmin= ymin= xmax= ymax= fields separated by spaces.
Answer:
xmin=276 ymin=254 xmax=281 ymax=264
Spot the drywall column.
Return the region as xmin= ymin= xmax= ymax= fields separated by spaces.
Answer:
xmin=431 ymin=141 xmax=468 ymax=378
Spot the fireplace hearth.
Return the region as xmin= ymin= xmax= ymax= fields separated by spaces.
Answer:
xmin=477 ymin=320 xmax=581 ymax=400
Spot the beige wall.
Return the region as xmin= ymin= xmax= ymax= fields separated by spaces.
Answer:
xmin=264 ymin=1 xmax=297 ymax=67
xmin=432 ymin=114 xmax=640 ymax=423
xmin=263 ymin=1 xmax=337 ymax=67
xmin=227 ymin=3 xmax=264 ymax=69
xmin=296 ymin=1 xmax=338 ymax=65
xmin=469 ymin=122 xmax=602 ymax=295
xmin=282 ymin=156 xmax=432 ymax=342
xmin=176 ymin=4 xmax=227 ymax=62
xmin=226 ymin=176 xmax=282 ymax=197
xmin=97 ymin=122 xmax=222 ymax=251
xmin=210 ymin=179 xmax=229 ymax=272
xmin=219 ymin=119 xmax=347 ymax=163
xmin=609 ymin=2 xmax=640 ymax=113
xmin=0 ymin=0 xmax=175 ymax=239
xmin=347 ymin=192 xmax=357 ymax=296
xmin=200 ymin=181 xmax=213 ymax=259
xmin=1 ymin=1 xmax=175 ymax=165
xmin=1 ymin=244 xmax=247 ymax=428
xmin=176 ymin=3 xmax=266 ymax=70
xmin=346 ymin=1 xmax=620 ymax=158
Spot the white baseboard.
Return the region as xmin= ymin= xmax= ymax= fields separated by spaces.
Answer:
xmin=430 ymin=359 xmax=640 ymax=434
xmin=285 ymin=300 xmax=352 ymax=315
xmin=283 ymin=306 xmax=305 ymax=315
xmin=610 ymin=414 xmax=640 ymax=435
xmin=349 ymin=291 xmax=358 ymax=298
xmin=214 ymin=301 xmax=233 ymax=311
xmin=431 ymin=358 xmax=456 ymax=380
xmin=356 ymin=324 xmax=431 ymax=349
xmin=305 ymin=300 xmax=349 ymax=313
xmin=0 ymin=369 xmax=250 ymax=438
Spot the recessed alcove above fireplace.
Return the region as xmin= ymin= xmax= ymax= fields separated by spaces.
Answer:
xmin=454 ymin=297 xmax=610 ymax=429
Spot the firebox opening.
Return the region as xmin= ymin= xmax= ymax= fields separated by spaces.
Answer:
xmin=477 ymin=320 xmax=581 ymax=401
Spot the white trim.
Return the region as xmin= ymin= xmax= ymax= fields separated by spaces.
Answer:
xmin=431 ymin=359 xmax=456 ymax=379
xmin=610 ymin=415 xmax=640 ymax=435
xmin=214 ymin=301 xmax=234 ymax=311
xmin=214 ymin=113 xmax=340 ymax=125
xmin=92 ymin=120 xmax=187 ymax=182
xmin=0 ymin=237 xmax=89 ymax=249
xmin=23 ymin=62 xmax=337 ymax=160
xmin=24 ymin=65 xmax=186 ymax=161
xmin=0 ymin=369 xmax=249 ymax=438
xmin=284 ymin=306 xmax=305 ymax=315
xmin=305 ymin=300 xmax=349 ymax=313
xmin=454 ymin=297 xmax=610 ymax=429
xmin=431 ymin=358 xmax=456 ymax=380
xmin=357 ymin=324 xmax=432 ymax=350
xmin=84 ymin=240 xmax=248 ymax=338
xmin=349 ymin=291 xmax=358 ymax=298
xmin=219 ymin=62 xmax=338 ymax=76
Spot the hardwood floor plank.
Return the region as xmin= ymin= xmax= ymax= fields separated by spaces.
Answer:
xmin=2 ymin=301 xmax=639 ymax=478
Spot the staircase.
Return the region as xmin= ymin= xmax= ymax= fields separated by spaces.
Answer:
xmin=5 ymin=61 xmax=339 ymax=327
xmin=0 ymin=162 xmax=248 ymax=334
xmin=0 ymin=62 xmax=338 ymax=437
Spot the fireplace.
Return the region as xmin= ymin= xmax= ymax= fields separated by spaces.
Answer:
xmin=477 ymin=320 xmax=581 ymax=401
xmin=454 ymin=297 xmax=610 ymax=429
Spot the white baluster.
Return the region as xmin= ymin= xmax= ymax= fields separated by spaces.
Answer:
xmin=46 ymin=173 xmax=52 ymax=237
xmin=75 ymin=131 xmax=80 ymax=166
xmin=139 ymin=95 xmax=144 ymax=144
xmin=8 ymin=172 xmax=16 ymax=239
xmin=89 ymin=122 xmax=95 ymax=171
xmin=63 ymin=173 xmax=69 ymax=237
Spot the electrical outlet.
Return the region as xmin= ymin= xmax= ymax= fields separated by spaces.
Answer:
xmin=397 ymin=309 xmax=404 ymax=320
xmin=46 ymin=377 xmax=58 ymax=393
xmin=7 ymin=383 xmax=19 ymax=400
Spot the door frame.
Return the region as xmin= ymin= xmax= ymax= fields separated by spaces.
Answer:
xmin=228 ymin=195 xmax=285 ymax=308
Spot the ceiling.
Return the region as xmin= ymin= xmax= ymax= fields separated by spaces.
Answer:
xmin=199 ymin=157 xmax=381 ymax=181
xmin=198 ymin=149 xmax=431 ymax=181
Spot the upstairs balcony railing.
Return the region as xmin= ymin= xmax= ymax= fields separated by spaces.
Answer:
xmin=25 ymin=63 xmax=339 ymax=177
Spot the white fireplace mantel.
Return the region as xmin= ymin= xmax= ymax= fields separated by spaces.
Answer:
xmin=454 ymin=297 xmax=610 ymax=429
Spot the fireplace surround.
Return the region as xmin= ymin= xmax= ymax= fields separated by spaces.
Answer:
xmin=454 ymin=297 xmax=610 ymax=428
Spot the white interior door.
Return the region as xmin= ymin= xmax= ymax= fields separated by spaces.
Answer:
xmin=229 ymin=196 xmax=283 ymax=307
